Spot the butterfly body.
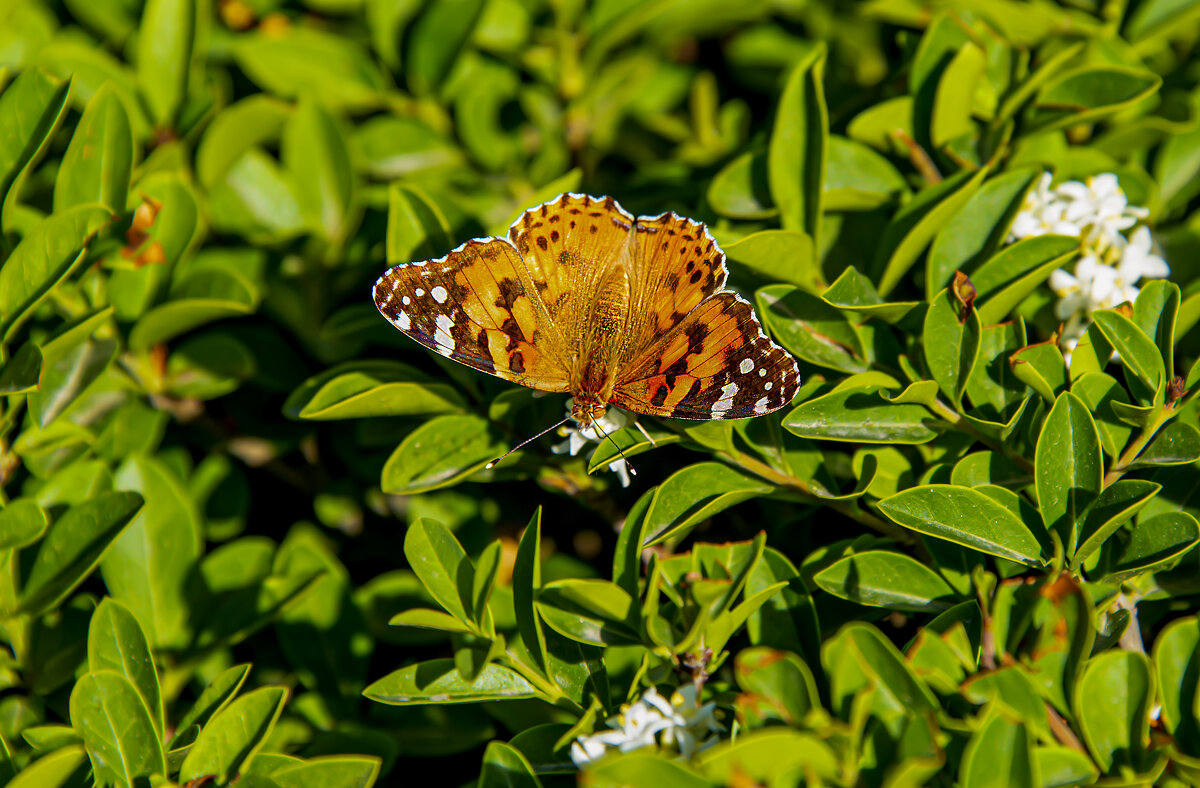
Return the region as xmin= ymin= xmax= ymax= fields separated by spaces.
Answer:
xmin=373 ymin=194 xmax=800 ymax=424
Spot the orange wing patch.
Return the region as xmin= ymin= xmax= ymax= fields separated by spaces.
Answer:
xmin=373 ymin=238 xmax=570 ymax=391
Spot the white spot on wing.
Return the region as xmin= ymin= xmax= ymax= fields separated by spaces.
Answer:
xmin=765 ymin=382 xmax=772 ymax=391
xmin=739 ymin=358 xmax=754 ymax=374
xmin=713 ymin=382 xmax=737 ymax=415
xmin=396 ymin=311 xmax=410 ymax=330
xmin=402 ymin=296 xmax=410 ymax=305
xmin=431 ymin=286 xmax=448 ymax=303
xmin=415 ymin=288 xmax=425 ymax=297
xmin=759 ymin=368 xmax=766 ymax=377
xmin=754 ymin=397 xmax=770 ymax=414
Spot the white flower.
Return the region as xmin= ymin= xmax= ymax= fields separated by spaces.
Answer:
xmin=569 ymin=685 xmax=725 ymax=767
xmin=1116 ymin=225 xmax=1169 ymax=286
xmin=1054 ymin=173 xmax=1147 ymax=251
xmin=551 ymin=398 xmax=633 ymax=487
xmin=1010 ymin=173 xmax=1083 ymax=239
xmin=1049 ymin=252 xmax=1129 ymax=320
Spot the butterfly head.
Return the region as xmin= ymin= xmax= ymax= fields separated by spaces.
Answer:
xmin=570 ymin=396 xmax=609 ymax=426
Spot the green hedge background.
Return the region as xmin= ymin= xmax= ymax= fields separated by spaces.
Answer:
xmin=3 ymin=0 xmax=1200 ymax=786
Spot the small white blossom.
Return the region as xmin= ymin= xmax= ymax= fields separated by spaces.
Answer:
xmin=570 ymin=685 xmax=725 ymax=767
xmin=552 ymin=398 xmax=633 ymax=487
xmin=1116 ymin=225 xmax=1169 ymax=286
xmin=1010 ymin=173 xmax=1082 ymax=239
xmin=1053 ymin=173 xmax=1147 ymax=251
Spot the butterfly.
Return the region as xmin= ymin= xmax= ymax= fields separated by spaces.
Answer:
xmin=372 ymin=193 xmax=800 ymax=434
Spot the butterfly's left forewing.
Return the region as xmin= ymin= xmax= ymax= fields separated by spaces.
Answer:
xmin=611 ymin=292 xmax=800 ymax=419
xmin=373 ymin=238 xmax=570 ymax=392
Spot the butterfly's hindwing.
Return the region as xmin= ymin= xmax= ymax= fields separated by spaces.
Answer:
xmin=611 ymin=292 xmax=800 ymax=419
xmin=372 ymin=238 xmax=570 ymax=391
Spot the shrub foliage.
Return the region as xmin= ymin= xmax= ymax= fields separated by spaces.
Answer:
xmin=1 ymin=0 xmax=1200 ymax=786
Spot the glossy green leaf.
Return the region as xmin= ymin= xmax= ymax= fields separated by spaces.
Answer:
xmin=1153 ymin=616 xmax=1200 ymax=751
xmin=824 ymin=134 xmax=908 ymax=212
xmin=814 ymin=550 xmax=957 ymax=612
xmin=1135 ymin=422 xmax=1200 ymax=467
xmin=179 ymin=687 xmax=288 ymax=784
xmin=196 ymin=95 xmax=291 ymax=188
xmin=768 ymin=44 xmax=827 ymax=244
xmin=960 ymin=709 xmax=1035 ymax=788
xmin=69 ymin=671 xmax=165 ymax=785
xmin=734 ymin=647 xmax=820 ymax=725
xmin=1102 ymin=511 xmax=1200 ymax=582
xmin=513 ymin=508 xmax=547 ymax=673
xmin=924 ymin=286 xmax=981 ymax=407
xmin=404 ymin=518 xmax=475 ymax=628
xmin=87 ymin=598 xmax=162 ymax=737
xmin=1034 ymin=747 xmax=1099 ymax=788
xmin=1076 ymin=650 xmax=1153 ymax=773
xmin=757 ymin=284 xmax=867 ymax=373
xmin=0 ymin=204 xmax=115 ymax=339
xmin=1030 ymin=67 xmax=1162 ymax=132
xmin=285 ymin=361 xmax=465 ymax=420
xmin=825 ymin=622 xmax=939 ymax=719
xmin=0 ymin=499 xmax=48 ymax=550
xmin=0 ymin=68 xmax=70 ymax=218
xmin=53 ymin=83 xmax=133 ymax=213
xmin=586 ymin=752 xmax=715 ymax=787
xmin=18 ymin=491 xmax=143 ymax=617
xmin=136 ymin=0 xmax=193 ymax=126
xmin=1071 ymin=372 xmax=1134 ymax=459
xmin=878 ymin=485 xmax=1046 ymax=565
xmin=784 ymin=379 xmax=938 ymax=444
xmin=232 ymin=27 xmax=387 ymax=109
xmin=386 ymin=183 xmax=452 ymax=264
xmin=973 ymin=235 xmax=1081 ymax=326
xmin=127 ymin=270 xmax=257 ymax=351
xmin=268 ymin=755 xmax=383 ymax=788
xmin=1036 ymin=392 xmax=1103 ymax=553
xmin=1073 ymin=480 xmax=1160 ymax=570
xmin=100 ymin=455 xmax=203 ymax=649
xmin=381 ymin=414 xmax=505 ymax=494
xmin=363 ymin=659 xmax=539 ymax=705
xmin=478 ymin=741 xmax=542 ymax=788
xmin=1133 ymin=280 xmax=1180 ymax=380
xmin=821 ymin=266 xmax=918 ymax=323
xmin=926 ymin=168 xmax=1042 ymax=299
xmin=722 ymin=230 xmax=815 ymax=289
xmin=0 ymin=341 xmax=42 ymax=395
xmin=406 ymin=0 xmax=487 ymax=95
xmin=537 ymin=579 xmax=640 ymax=646
xmin=700 ymin=729 xmax=838 ymax=784
xmin=173 ymin=663 xmax=251 ymax=742
xmin=1092 ymin=309 xmax=1166 ymax=402
xmin=27 ymin=337 xmax=115 ymax=428
xmin=641 ymin=462 xmax=771 ymax=546
xmin=5 ymin=745 xmax=88 ymax=788
xmin=931 ymin=42 xmax=986 ymax=146
xmin=283 ymin=98 xmax=356 ymax=244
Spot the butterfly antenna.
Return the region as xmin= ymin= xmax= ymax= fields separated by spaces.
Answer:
xmin=485 ymin=416 xmax=572 ymax=470
xmin=587 ymin=415 xmax=637 ymax=477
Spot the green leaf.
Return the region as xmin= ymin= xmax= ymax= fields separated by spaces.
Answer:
xmin=172 ymin=663 xmax=251 ymax=743
xmin=87 ymin=598 xmax=162 ymax=738
xmin=404 ymin=518 xmax=476 ymax=630
xmin=196 ymin=95 xmax=291 ymax=188
xmin=823 ymin=135 xmax=908 ymax=212
xmin=128 ymin=270 xmax=257 ymax=351
xmin=537 ymin=579 xmax=640 ymax=647
xmin=285 ymin=361 xmax=465 ymax=420
xmin=1076 ymin=650 xmax=1154 ymax=773
xmin=931 ymin=42 xmax=986 ymax=146
xmin=386 ymin=183 xmax=452 ymax=264
xmin=821 ymin=266 xmax=918 ymax=324
xmin=734 ymin=647 xmax=820 ymax=725
xmin=876 ymin=166 xmax=990 ymax=297
xmin=1073 ymin=480 xmax=1160 ymax=571
xmin=926 ymin=170 xmax=1042 ymax=301
xmin=878 ymin=485 xmax=1046 ymax=565
xmin=282 ymin=97 xmax=356 ymax=244
xmin=814 ymin=550 xmax=957 ymax=612
xmin=1010 ymin=340 xmax=1067 ymax=404
xmin=768 ymin=44 xmax=827 ymax=245
xmin=513 ymin=508 xmax=547 ymax=673
xmin=1152 ymin=616 xmax=1200 ymax=751
xmin=0 ymin=499 xmax=48 ymax=549
xmin=363 ymin=659 xmax=539 ymax=705
xmin=69 ymin=671 xmax=165 ymax=785
xmin=478 ymin=741 xmax=543 ymax=788
xmin=642 ymin=463 xmax=772 ymax=546
xmin=923 ymin=286 xmax=981 ymax=407
xmin=27 ymin=337 xmax=115 ymax=428
xmin=1135 ymin=422 xmax=1200 ymax=467
xmin=584 ymin=752 xmax=715 ymax=788
xmin=472 ymin=540 xmax=501 ymax=629
xmin=708 ymin=150 xmax=775 ymax=220
xmin=18 ymin=491 xmax=143 ymax=617
xmin=784 ymin=378 xmax=938 ymax=444
xmin=232 ymin=27 xmax=387 ymax=110
xmin=136 ymin=0 xmax=194 ymax=127
xmin=406 ymin=0 xmax=487 ymax=95
xmin=1034 ymin=747 xmax=1099 ymax=788
xmin=0 ymin=341 xmax=42 ymax=395
xmin=1035 ymin=392 xmax=1103 ymax=555
xmin=722 ymin=230 xmax=816 ymax=290
xmin=756 ymin=284 xmax=868 ymax=373
xmin=973 ymin=235 xmax=1081 ymax=326
xmin=700 ymin=729 xmax=837 ymax=784
xmin=1133 ymin=280 xmax=1180 ymax=381
xmin=100 ymin=456 xmax=202 ymax=649
xmin=1030 ymin=67 xmax=1162 ymax=132
xmin=381 ymin=414 xmax=505 ymax=494
xmin=5 ymin=745 xmax=88 ymax=788
xmin=0 ymin=204 xmax=115 ymax=340
xmin=389 ymin=608 xmax=472 ymax=633
xmin=825 ymin=622 xmax=939 ymax=719
xmin=960 ymin=708 xmax=1035 ymax=788
xmin=1102 ymin=511 xmax=1200 ymax=582
xmin=1092 ymin=309 xmax=1166 ymax=403
xmin=1070 ymin=372 xmax=1134 ymax=459
xmin=0 ymin=68 xmax=70 ymax=219
xmin=267 ymin=755 xmax=384 ymax=788
xmin=179 ymin=687 xmax=288 ymax=784
xmin=587 ymin=423 xmax=679 ymax=473
xmin=53 ymin=83 xmax=133 ymax=213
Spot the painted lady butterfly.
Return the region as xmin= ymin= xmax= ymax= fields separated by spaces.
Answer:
xmin=372 ymin=194 xmax=800 ymax=430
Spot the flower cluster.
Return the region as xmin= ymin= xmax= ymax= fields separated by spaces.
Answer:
xmin=552 ymin=399 xmax=634 ymax=486
xmin=1009 ymin=173 xmax=1168 ymax=349
xmin=570 ymin=684 xmax=724 ymax=767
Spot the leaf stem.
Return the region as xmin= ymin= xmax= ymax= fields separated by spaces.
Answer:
xmin=926 ymin=397 xmax=1036 ymax=474
xmin=1102 ymin=408 xmax=1171 ymax=489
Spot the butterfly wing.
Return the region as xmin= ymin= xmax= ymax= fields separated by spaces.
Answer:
xmin=373 ymin=238 xmax=570 ymax=391
xmin=610 ymin=292 xmax=800 ymax=419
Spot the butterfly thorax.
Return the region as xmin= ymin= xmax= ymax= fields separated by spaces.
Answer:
xmin=570 ymin=259 xmax=632 ymax=410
